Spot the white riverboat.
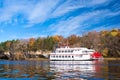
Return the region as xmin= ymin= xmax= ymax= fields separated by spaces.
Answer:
xmin=50 ymin=46 xmax=102 ymax=61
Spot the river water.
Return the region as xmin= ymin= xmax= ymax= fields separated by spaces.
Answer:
xmin=0 ymin=60 xmax=120 ymax=80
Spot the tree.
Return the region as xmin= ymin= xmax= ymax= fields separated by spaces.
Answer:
xmin=110 ymin=29 xmax=118 ymax=37
xmin=100 ymin=29 xmax=120 ymax=57
xmin=42 ymin=36 xmax=55 ymax=50
xmin=28 ymin=38 xmax=36 ymax=51
xmin=0 ymin=42 xmax=5 ymax=53
xmin=81 ymin=31 xmax=100 ymax=50
xmin=66 ymin=34 xmax=81 ymax=47
xmin=5 ymin=41 xmax=11 ymax=51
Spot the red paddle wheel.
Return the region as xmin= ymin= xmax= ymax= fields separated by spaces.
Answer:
xmin=91 ymin=52 xmax=102 ymax=59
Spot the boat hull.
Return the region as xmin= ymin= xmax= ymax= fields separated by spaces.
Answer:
xmin=50 ymin=54 xmax=94 ymax=61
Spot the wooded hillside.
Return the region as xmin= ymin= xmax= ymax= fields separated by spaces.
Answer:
xmin=0 ymin=29 xmax=120 ymax=60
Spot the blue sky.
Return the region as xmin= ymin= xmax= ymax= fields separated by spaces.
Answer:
xmin=0 ymin=0 xmax=120 ymax=42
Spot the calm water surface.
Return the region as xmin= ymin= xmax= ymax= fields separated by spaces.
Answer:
xmin=0 ymin=60 xmax=120 ymax=80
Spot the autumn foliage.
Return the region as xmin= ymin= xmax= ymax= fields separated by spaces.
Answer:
xmin=0 ymin=29 xmax=120 ymax=59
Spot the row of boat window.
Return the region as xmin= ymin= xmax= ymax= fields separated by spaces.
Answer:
xmin=51 ymin=55 xmax=74 ymax=58
xmin=56 ymin=50 xmax=74 ymax=53
xmin=55 ymin=50 xmax=91 ymax=53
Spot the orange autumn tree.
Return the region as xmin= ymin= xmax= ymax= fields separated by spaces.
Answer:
xmin=28 ymin=38 xmax=36 ymax=51
xmin=67 ymin=34 xmax=80 ymax=47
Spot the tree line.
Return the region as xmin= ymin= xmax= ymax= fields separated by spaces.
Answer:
xmin=0 ymin=29 xmax=120 ymax=60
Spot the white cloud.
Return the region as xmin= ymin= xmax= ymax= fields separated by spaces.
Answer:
xmin=0 ymin=0 xmax=120 ymax=42
xmin=92 ymin=23 xmax=120 ymax=31
xmin=48 ymin=9 xmax=120 ymax=36
xmin=0 ymin=0 xmax=119 ymax=30
xmin=0 ymin=0 xmax=111 ymax=27
xmin=0 ymin=0 xmax=33 ymax=23
xmin=28 ymin=0 xmax=60 ymax=24
xmin=51 ymin=0 xmax=109 ymax=17
xmin=90 ymin=0 xmax=108 ymax=5
xmin=51 ymin=0 xmax=84 ymax=17
xmin=0 ymin=0 xmax=60 ymax=27
xmin=49 ymin=10 xmax=103 ymax=36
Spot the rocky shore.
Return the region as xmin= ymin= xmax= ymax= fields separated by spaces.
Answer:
xmin=0 ymin=50 xmax=50 ymax=60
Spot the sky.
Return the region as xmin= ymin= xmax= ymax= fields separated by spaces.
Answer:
xmin=0 ymin=0 xmax=120 ymax=42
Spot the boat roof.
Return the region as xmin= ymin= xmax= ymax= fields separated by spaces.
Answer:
xmin=56 ymin=47 xmax=94 ymax=51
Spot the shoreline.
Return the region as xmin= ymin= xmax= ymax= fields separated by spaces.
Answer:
xmin=1 ymin=58 xmax=120 ymax=61
xmin=103 ymin=58 xmax=120 ymax=60
xmin=26 ymin=58 xmax=49 ymax=61
xmin=26 ymin=57 xmax=120 ymax=61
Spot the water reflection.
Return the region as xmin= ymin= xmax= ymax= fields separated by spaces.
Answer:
xmin=0 ymin=60 xmax=54 ymax=80
xmin=107 ymin=60 xmax=120 ymax=80
xmin=50 ymin=60 xmax=104 ymax=80
xmin=0 ymin=60 xmax=120 ymax=80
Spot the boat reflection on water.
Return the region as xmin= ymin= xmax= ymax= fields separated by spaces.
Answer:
xmin=50 ymin=60 xmax=104 ymax=80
